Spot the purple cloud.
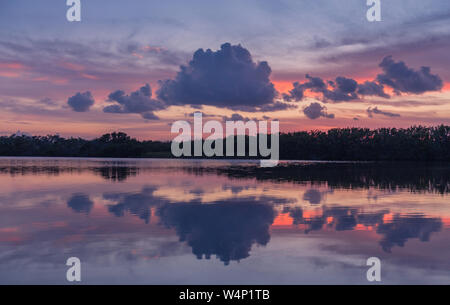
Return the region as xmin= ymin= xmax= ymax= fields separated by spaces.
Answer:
xmin=67 ymin=91 xmax=94 ymax=112
xmin=367 ymin=106 xmax=400 ymax=118
xmin=283 ymin=56 xmax=443 ymax=103
xmin=103 ymin=84 xmax=166 ymax=120
xmin=156 ymin=43 xmax=279 ymax=111
xmin=377 ymin=56 xmax=443 ymax=95
xmin=303 ymin=102 xmax=335 ymax=120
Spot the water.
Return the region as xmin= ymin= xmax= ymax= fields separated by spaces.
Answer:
xmin=0 ymin=157 xmax=449 ymax=284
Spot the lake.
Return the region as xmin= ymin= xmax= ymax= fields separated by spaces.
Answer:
xmin=0 ymin=157 xmax=449 ymax=284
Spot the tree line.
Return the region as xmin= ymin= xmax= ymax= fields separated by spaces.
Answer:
xmin=0 ymin=125 xmax=449 ymax=161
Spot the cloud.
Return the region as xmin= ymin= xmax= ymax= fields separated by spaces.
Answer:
xmin=303 ymin=74 xmax=328 ymax=92
xmin=303 ymin=189 xmax=323 ymax=205
xmin=67 ymin=91 xmax=94 ymax=112
xmin=367 ymin=106 xmax=400 ymax=118
xmin=37 ymin=97 xmax=58 ymax=107
xmin=283 ymin=74 xmax=327 ymax=102
xmin=284 ymin=74 xmax=360 ymax=102
xmin=257 ymin=101 xmax=296 ymax=112
xmin=283 ymin=57 xmax=443 ymax=103
xmin=377 ymin=56 xmax=443 ymax=94
xmin=158 ymin=199 xmax=275 ymax=264
xmin=323 ymin=76 xmax=358 ymax=102
xmin=377 ymin=215 xmax=442 ymax=253
xmin=67 ymin=193 xmax=94 ymax=214
xmin=223 ymin=113 xmax=245 ymax=121
xmin=156 ymin=43 xmax=279 ymax=111
xmin=303 ymin=102 xmax=334 ymax=120
xmin=357 ymin=81 xmax=390 ymax=98
xmin=103 ymin=84 xmax=166 ymax=120
xmin=106 ymin=186 xmax=170 ymax=223
xmin=283 ymin=82 xmax=306 ymax=102
xmin=366 ymin=99 xmax=446 ymax=107
xmin=187 ymin=112 xmax=273 ymax=122
xmin=119 ymin=42 xmax=183 ymax=66
xmin=186 ymin=111 xmax=217 ymax=118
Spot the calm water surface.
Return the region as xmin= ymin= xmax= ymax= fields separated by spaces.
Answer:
xmin=0 ymin=157 xmax=449 ymax=284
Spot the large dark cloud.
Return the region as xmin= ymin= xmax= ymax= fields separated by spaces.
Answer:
xmin=158 ymin=199 xmax=275 ymax=265
xmin=377 ymin=56 xmax=443 ymax=94
xmin=156 ymin=43 xmax=279 ymax=111
xmin=303 ymin=102 xmax=334 ymax=120
xmin=103 ymin=84 xmax=166 ymax=120
xmin=367 ymin=106 xmax=400 ymax=118
xmin=67 ymin=91 xmax=94 ymax=112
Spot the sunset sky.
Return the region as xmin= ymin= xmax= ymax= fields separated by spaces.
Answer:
xmin=1 ymin=0 xmax=449 ymax=140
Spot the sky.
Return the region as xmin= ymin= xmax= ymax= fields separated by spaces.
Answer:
xmin=0 ymin=0 xmax=449 ymax=140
